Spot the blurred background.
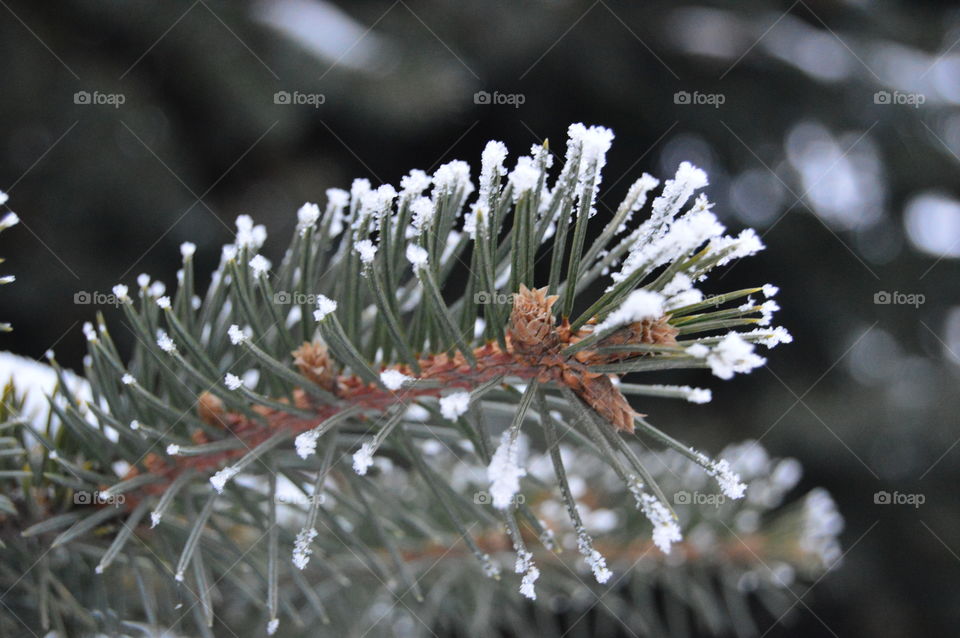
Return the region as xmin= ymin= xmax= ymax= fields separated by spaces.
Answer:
xmin=0 ymin=0 xmax=957 ymax=635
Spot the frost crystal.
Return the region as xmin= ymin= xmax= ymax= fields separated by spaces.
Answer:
xmin=635 ymin=490 xmax=682 ymax=553
xmin=439 ymin=391 xmax=470 ymax=420
xmin=235 ymin=214 xmax=267 ymax=250
xmin=150 ymin=511 xmax=162 ymax=528
xmin=166 ymin=444 xmax=181 ymax=456
xmin=82 ymin=322 xmax=97 ymax=342
xmin=577 ymin=530 xmax=613 ymax=584
xmin=705 ymin=333 xmax=766 ymax=379
xmin=297 ymin=202 xmax=320 ymax=233
xmin=409 ymin=197 xmax=435 ymax=235
xmin=432 ymin=160 xmax=472 ymax=197
xmin=112 ymin=284 xmax=129 ymax=301
xmin=355 ymin=238 xmax=378 ymax=264
xmin=400 ymin=169 xmax=431 ymax=199
xmin=479 ymin=141 xmax=508 ymax=204
xmin=352 ymin=441 xmax=376 ymax=475
xmin=616 ymin=173 xmax=660 ymax=232
xmin=380 ymin=369 xmax=412 ymax=391
xmin=210 ymin=466 xmax=239 ymax=493
xmin=224 ymin=373 xmax=243 ymax=390
xmin=228 ymin=324 xmax=248 ymax=345
xmin=266 ymin=619 xmax=279 ymax=635
xmin=488 ymin=430 xmax=526 ymax=509
xmin=180 ymin=242 xmax=196 ymax=259
xmin=295 ymin=428 xmax=321 ymax=459
xmin=314 ymin=295 xmax=337 ymax=321
xmin=406 ymin=244 xmax=429 ymax=269
xmin=744 ymin=326 xmax=794 ymax=348
xmin=156 ymin=296 xmax=171 ymax=310
xmin=710 ymin=228 xmax=765 ymax=266
xmin=514 ymin=550 xmax=540 ymax=600
xmin=156 ymin=330 xmax=176 ymax=353
xmin=709 ymin=459 xmax=748 ymax=499
xmin=121 ymin=373 xmax=136 ymax=385
xmin=292 ymin=527 xmax=318 ymax=569
xmin=595 ymin=289 xmax=665 ymax=332
xmin=569 ymin=123 xmax=614 ymax=193
xmin=249 ymin=254 xmax=271 ymax=277
xmin=508 ymin=156 xmax=539 ymax=200
xmin=758 ymin=300 xmax=779 ymax=326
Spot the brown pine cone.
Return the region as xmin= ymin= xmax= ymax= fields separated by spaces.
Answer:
xmin=292 ymin=341 xmax=338 ymax=392
xmin=508 ymin=284 xmax=561 ymax=358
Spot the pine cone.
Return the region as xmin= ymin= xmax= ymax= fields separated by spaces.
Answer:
xmin=508 ymin=285 xmax=560 ymax=358
xmin=292 ymin=341 xmax=337 ymax=392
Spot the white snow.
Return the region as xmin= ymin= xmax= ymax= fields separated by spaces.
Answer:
xmin=380 ymin=369 xmax=412 ymax=391
xmin=439 ymin=391 xmax=470 ymax=420
xmin=313 ymin=295 xmax=337 ymax=321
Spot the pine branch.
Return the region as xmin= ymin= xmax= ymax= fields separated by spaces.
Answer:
xmin=0 ymin=125 xmax=831 ymax=638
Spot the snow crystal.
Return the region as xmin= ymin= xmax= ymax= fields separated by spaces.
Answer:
xmin=297 ymin=202 xmax=321 ymax=233
xmin=210 ymin=466 xmax=239 ymax=493
xmin=249 ymin=254 xmax=271 ymax=277
xmin=636 ymin=491 xmax=682 ymax=554
xmin=488 ymin=430 xmax=526 ymax=509
xmin=706 ymin=333 xmax=766 ymax=379
xmin=313 ymin=295 xmax=337 ymax=321
xmin=228 ymin=324 xmax=248 ymax=345
xmin=439 ymin=391 xmax=470 ymax=420
xmin=156 ymin=330 xmax=176 ymax=353
xmin=479 ymin=141 xmax=508 ymax=204
xmin=409 ymin=197 xmax=435 ymax=235
xmin=406 ymin=244 xmax=429 ymax=268
xmin=355 ymin=239 xmax=378 ymax=264
xmin=352 ymin=441 xmax=376 ymax=475
xmin=295 ymin=429 xmax=321 ymax=459
xmin=292 ymin=527 xmax=318 ymax=569
xmin=380 ymin=369 xmax=412 ymax=391
xmin=595 ymin=289 xmax=665 ymax=332
xmin=508 ymin=156 xmax=540 ymax=200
